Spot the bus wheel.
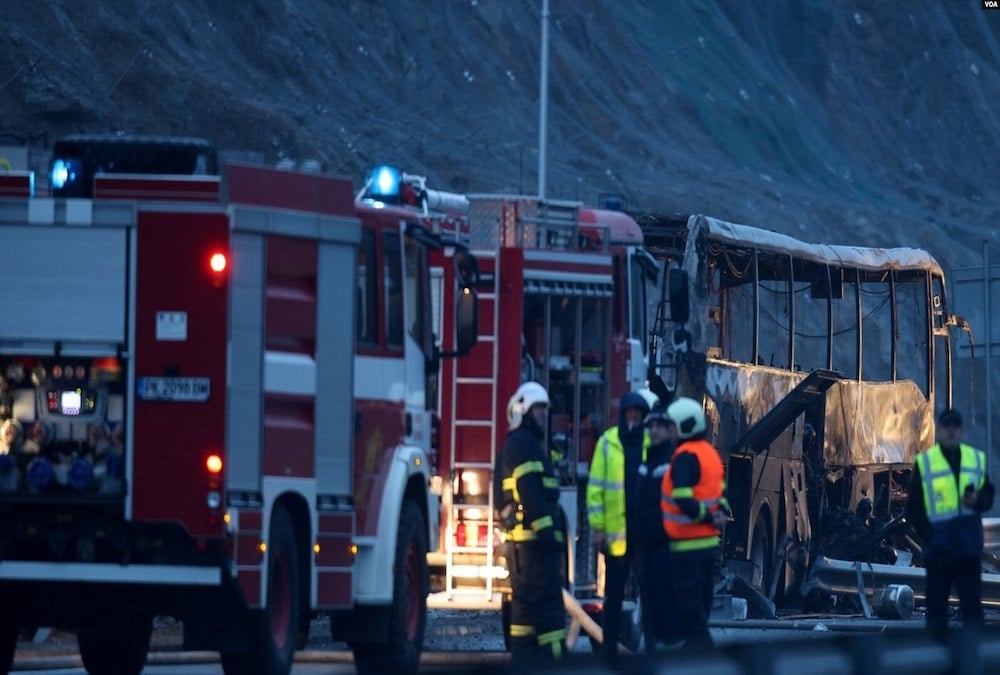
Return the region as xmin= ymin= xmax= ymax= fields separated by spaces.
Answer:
xmin=0 ymin=611 xmax=16 ymax=674
xmin=750 ymin=511 xmax=772 ymax=594
xmin=78 ymin=616 xmax=152 ymax=675
xmin=222 ymin=505 xmax=300 ymax=675
xmin=352 ymin=500 xmax=428 ymax=674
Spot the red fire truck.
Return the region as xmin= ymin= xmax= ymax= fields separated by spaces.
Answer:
xmin=0 ymin=137 xmax=477 ymax=675
xmin=365 ymin=174 xmax=661 ymax=639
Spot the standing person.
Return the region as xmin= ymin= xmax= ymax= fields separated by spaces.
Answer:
xmin=638 ymin=404 xmax=681 ymax=651
xmin=587 ymin=390 xmax=653 ymax=666
xmin=906 ymin=408 xmax=994 ymax=641
xmin=495 ymin=382 xmax=566 ymax=664
xmin=660 ymin=397 xmax=728 ymax=650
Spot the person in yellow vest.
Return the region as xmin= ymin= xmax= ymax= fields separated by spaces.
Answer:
xmin=906 ymin=408 xmax=994 ymax=641
xmin=495 ymin=382 xmax=566 ymax=664
xmin=587 ymin=390 xmax=654 ymax=666
xmin=660 ymin=397 xmax=729 ymax=650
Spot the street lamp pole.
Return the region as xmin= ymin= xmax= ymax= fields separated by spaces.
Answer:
xmin=985 ymin=240 xmax=993 ymax=458
xmin=538 ymin=0 xmax=549 ymax=200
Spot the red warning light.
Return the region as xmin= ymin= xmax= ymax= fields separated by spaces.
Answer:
xmin=209 ymin=252 xmax=228 ymax=274
xmin=206 ymin=454 xmax=223 ymax=475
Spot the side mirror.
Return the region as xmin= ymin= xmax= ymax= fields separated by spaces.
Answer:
xmin=668 ymin=267 xmax=689 ymax=324
xmin=455 ymin=285 xmax=479 ymax=355
xmin=454 ymin=247 xmax=480 ymax=286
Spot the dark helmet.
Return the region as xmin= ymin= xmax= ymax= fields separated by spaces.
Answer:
xmin=644 ymin=405 xmax=674 ymax=427
xmin=619 ymin=391 xmax=650 ymax=416
xmin=938 ymin=408 xmax=963 ymax=428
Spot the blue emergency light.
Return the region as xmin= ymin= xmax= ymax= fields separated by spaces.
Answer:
xmin=369 ymin=165 xmax=402 ymax=201
xmin=50 ymin=158 xmax=82 ymax=191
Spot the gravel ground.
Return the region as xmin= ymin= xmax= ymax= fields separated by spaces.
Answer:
xmin=422 ymin=610 xmax=506 ymax=653
xmin=13 ymin=611 xmax=509 ymax=659
xmin=13 ymin=609 xmax=586 ymax=662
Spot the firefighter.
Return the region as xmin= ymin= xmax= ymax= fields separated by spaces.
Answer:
xmin=660 ymin=397 xmax=728 ymax=650
xmin=587 ymin=390 xmax=654 ymax=665
xmin=495 ymin=381 xmax=566 ymax=664
xmin=638 ymin=404 xmax=681 ymax=651
xmin=906 ymin=408 xmax=995 ymax=641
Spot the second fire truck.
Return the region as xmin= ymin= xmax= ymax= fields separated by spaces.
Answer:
xmin=355 ymin=169 xmax=660 ymax=648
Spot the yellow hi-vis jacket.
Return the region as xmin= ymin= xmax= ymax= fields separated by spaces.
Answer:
xmin=917 ymin=443 xmax=987 ymax=523
xmin=586 ymin=425 xmax=649 ymax=557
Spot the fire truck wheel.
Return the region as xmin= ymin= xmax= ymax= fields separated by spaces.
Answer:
xmin=352 ymin=499 xmax=428 ymax=674
xmin=0 ymin=612 xmax=16 ymax=674
xmin=222 ymin=504 xmax=300 ymax=675
xmin=77 ymin=616 xmax=152 ymax=675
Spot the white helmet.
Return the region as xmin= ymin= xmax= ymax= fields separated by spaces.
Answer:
xmin=667 ymin=397 xmax=706 ymax=439
xmin=637 ymin=388 xmax=660 ymax=412
xmin=507 ymin=381 xmax=550 ymax=429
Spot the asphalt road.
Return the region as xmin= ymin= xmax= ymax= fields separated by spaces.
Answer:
xmin=12 ymin=608 xmax=904 ymax=674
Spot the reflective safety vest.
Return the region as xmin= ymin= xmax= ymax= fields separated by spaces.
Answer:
xmin=586 ymin=426 xmax=649 ymax=557
xmin=917 ymin=443 xmax=987 ymax=523
xmin=660 ymin=438 xmax=725 ymax=552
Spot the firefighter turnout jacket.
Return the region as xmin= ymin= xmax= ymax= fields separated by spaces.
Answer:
xmin=660 ymin=438 xmax=728 ymax=552
xmin=495 ymin=418 xmax=564 ymax=545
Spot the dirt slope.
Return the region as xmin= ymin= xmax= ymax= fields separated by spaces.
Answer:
xmin=2 ymin=0 xmax=998 ymax=272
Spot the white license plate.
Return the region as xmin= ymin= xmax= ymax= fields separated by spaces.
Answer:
xmin=137 ymin=376 xmax=210 ymax=402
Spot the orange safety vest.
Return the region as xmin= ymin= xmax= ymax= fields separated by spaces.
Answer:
xmin=660 ymin=438 xmax=725 ymax=552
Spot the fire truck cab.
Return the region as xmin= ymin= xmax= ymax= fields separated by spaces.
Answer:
xmin=0 ymin=138 xmax=477 ymax=675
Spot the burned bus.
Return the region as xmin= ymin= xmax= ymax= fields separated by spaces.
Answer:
xmin=643 ymin=214 xmax=958 ymax=599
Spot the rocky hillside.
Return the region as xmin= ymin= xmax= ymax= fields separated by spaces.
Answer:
xmin=2 ymin=0 xmax=998 ymax=273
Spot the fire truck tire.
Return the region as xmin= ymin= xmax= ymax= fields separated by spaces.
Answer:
xmin=77 ymin=616 xmax=152 ymax=675
xmin=351 ymin=499 xmax=428 ymax=675
xmin=222 ymin=505 xmax=300 ymax=675
xmin=0 ymin=611 xmax=16 ymax=674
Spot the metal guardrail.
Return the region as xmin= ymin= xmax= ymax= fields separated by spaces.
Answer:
xmin=803 ymin=555 xmax=1000 ymax=609
xmin=799 ymin=517 xmax=1000 ymax=612
xmin=984 ymin=517 xmax=1000 ymax=551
